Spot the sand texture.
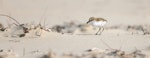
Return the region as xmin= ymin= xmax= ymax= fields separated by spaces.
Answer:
xmin=0 ymin=0 xmax=150 ymax=58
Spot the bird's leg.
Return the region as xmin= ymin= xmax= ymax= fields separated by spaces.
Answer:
xmin=99 ymin=27 xmax=104 ymax=35
xmin=95 ymin=27 xmax=101 ymax=35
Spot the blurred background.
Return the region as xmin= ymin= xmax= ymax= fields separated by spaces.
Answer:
xmin=0 ymin=0 xmax=150 ymax=27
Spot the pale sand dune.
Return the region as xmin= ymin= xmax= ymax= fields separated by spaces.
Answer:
xmin=0 ymin=0 xmax=150 ymax=58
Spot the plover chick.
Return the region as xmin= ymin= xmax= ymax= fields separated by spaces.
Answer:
xmin=86 ymin=17 xmax=107 ymax=35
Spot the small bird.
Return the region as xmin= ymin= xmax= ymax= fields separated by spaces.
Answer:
xmin=86 ymin=17 xmax=107 ymax=35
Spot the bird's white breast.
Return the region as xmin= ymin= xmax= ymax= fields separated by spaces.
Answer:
xmin=90 ymin=21 xmax=107 ymax=27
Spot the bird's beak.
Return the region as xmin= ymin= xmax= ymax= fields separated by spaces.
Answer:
xmin=86 ymin=20 xmax=91 ymax=24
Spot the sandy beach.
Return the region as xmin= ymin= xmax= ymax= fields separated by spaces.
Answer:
xmin=0 ymin=0 xmax=150 ymax=58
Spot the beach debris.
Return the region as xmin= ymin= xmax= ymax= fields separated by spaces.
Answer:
xmin=105 ymin=24 xmax=150 ymax=35
xmin=51 ymin=21 xmax=95 ymax=34
xmin=83 ymin=47 xmax=150 ymax=58
xmin=42 ymin=50 xmax=57 ymax=58
xmin=62 ymin=52 xmax=75 ymax=58
xmin=82 ymin=45 xmax=150 ymax=58
xmin=0 ymin=22 xmax=6 ymax=31
xmin=0 ymin=49 xmax=18 ymax=58
xmin=51 ymin=25 xmax=65 ymax=34
xmin=51 ymin=21 xmax=78 ymax=34
xmin=0 ymin=14 xmax=51 ymax=37
xmin=127 ymin=25 xmax=150 ymax=35
xmin=122 ymin=49 xmax=146 ymax=58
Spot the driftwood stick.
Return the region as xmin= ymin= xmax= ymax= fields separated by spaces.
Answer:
xmin=100 ymin=38 xmax=112 ymax=49
xmin=23 ymin=48 xmax=26 ymax=56
xmin=0 ymin=14 xmax=20 ymax=25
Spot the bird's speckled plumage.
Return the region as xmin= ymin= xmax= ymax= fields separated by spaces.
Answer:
xmin=86 ymin=17 xmax=107 ymax=35
xmin=87 ymin=17 xmax=107 ymax=27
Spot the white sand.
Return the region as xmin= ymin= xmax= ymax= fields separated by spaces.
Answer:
xmin=0 ymin=0 xmax=150 ymax=58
